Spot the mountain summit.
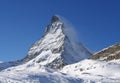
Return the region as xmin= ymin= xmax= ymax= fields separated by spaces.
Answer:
xmin=51 ymin=15 xmax=60 ymax=23
xmin=22 ymin=15 xmax=92 ymax=69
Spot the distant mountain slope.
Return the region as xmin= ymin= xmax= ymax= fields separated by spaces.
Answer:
xmin=0 ymin=61 xmax=21 ymax=71
xmin=91 ymin=43 xmax=120 ymax=61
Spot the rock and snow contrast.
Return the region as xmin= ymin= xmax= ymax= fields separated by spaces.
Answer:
xmin=0 ymin=16 xmax=120 ymax=83
xmin=22 ymin=15 xmax=92 ymax=69
xmin=91 ymin=44 xmax=120 ymax=61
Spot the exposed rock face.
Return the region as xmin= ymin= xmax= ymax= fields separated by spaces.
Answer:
xmin=91 ymin=44 xmax=120 ymax=61
xmin=51 ymin=15 xmax=60 ymax=23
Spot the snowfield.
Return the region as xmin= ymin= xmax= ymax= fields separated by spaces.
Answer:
xmin=62 ymin=59 xmax=120 ymax=83
xmin=0 ymin=59 xmax=120 ymax=83
xmin=0 ymin=61 xmax=84 ymax=83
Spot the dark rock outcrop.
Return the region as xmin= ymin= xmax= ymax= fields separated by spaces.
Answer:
xmin=91 ymin=43 xmax=120 ymax=61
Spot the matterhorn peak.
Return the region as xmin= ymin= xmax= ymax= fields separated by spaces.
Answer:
xmin=22 ymin=15 xmax=91 ymax=69
xmin=45 ymin=15 xmax=64 ymax=35
xmin=51 ymin=15 xmax=61 ymax=23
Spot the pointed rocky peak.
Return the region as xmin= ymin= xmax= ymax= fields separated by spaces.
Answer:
xmin=91 ymin=43 xmax=120 ymax=61
xmin=45 ymin=15 xmax=64 ymax=35
xmin=22 ymin=15 xmax=91 ymax=69
xmin=51 ymin=15 xmax=61 ymax=23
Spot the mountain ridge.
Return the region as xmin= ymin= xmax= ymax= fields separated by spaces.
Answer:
xmin=91 ymin=43 xmax=120 ymax=61
xmin=22 ymin=15 xmax=92 ymax=69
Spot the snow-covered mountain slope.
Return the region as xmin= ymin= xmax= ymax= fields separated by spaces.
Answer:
xmin=91 ymin=43 xmax=120 ymax=61
xmin=0 ymin=59 xmax=120 ymax=83
xmin=61 ymin=59 xmax=120 ymax=83
xmin=0 ymin=61 xmax=21 ymax=71
xmin=0 ymin=61 xmax=85 ymax=83
xmin=22 ymin=15 xmax=91 ymax=69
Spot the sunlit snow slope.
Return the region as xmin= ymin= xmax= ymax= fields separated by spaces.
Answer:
xmin=62 ymin=59 xmax=120 ymax=83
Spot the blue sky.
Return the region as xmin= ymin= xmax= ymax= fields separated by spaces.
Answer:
xmin=0 ymin=0 xmax=120 ymax=61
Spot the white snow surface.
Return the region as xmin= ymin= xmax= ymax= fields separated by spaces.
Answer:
xmin=62 ymin=59 xmax=120 ymax=82
xmin=0 ymin=59 xmax=120 ymax=83
xmin=0 ymin=61 xmax=84 ymax=83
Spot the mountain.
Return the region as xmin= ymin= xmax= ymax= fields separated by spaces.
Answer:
xmin=91 ymin=43 xmax=120 ymax=61
xmin=22 ymin=15 xmax=92 ymax=69
xmin=0 ymin=15 xmax=92 ymax=83
xmin=0 ymin=16 xmax=120 ymax=83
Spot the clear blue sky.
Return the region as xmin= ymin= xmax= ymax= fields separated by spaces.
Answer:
xmin=0 ymin=0 xmax=120 ymax=61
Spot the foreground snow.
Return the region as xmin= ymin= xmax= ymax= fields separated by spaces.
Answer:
xmin=0 ymin=61 xmax=84 ymax=83
xmin=62 ymin=59 xmax=120 ymax=83
xmin=0 ymin=59 xmax=120 ymax=83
